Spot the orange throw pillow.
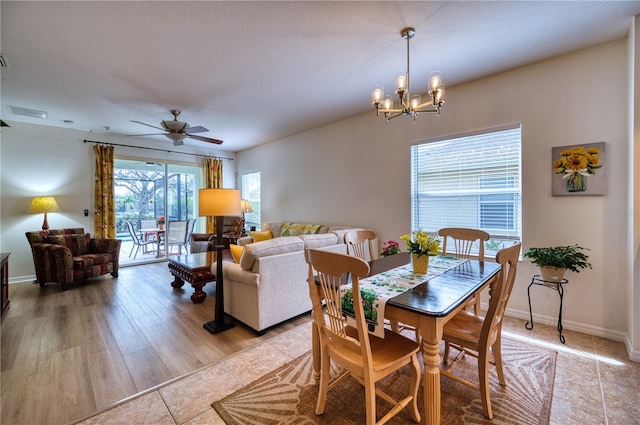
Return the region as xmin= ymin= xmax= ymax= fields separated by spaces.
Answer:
xmin=251 ymin=230 xmax=273 ymax=242
xmin=229 ymin=244 xmax=244 ymax=263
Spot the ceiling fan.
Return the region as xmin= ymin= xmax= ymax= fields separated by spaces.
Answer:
xmin=129 ymin=109 xmax=223 ymax=146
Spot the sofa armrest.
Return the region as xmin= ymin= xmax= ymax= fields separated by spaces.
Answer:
xmin=213 ymin=261 xmax=259 ymax=286
xmin=90 ymin=238 xmax=122 ymax=271
xmin=237 ymin=236 xmax=254 ymax=246
xmin=30 ymin=243 xmax=74 ymax=284
xmin=190 ymin=233 xmax=214 ymax=242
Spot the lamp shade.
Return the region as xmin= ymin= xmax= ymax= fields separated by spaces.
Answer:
xmin=198 ymin=189 xmax=241 ymax=217
xmin=29 ymin=196 xmax=60 ymax=214
xmin=240 ymin=199 xmax=253 ymax=214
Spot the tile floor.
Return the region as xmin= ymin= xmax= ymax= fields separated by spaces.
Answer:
xmin=73 ymin=317 xmax=639 ymax=425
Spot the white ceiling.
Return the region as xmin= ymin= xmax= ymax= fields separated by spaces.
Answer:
xmin=2 ymin=1 xmax=639 ymax=152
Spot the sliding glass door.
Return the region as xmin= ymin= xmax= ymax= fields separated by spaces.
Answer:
xmin=115 ymin=159 xmax=202 ymax=265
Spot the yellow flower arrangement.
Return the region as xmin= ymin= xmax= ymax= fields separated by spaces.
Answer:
xmin=400 ymin=230 xmax=441 ymax=257
xmin=552 ymin=146 xmax=602 ymax=192
xmin=553 ymin=146 xmax=602 ymax=176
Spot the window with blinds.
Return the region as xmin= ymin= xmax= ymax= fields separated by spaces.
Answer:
xmin=410 ymin=124 xmax=522 ymax=252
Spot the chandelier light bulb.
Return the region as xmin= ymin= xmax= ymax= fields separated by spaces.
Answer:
xmin=410 ymin=95 xmax=421 ymax=109
xmin=396 ymin=73 xmax=407 ymax=92
xmin=372 ymin=86 xmax=384 ymax=104
xmin=430 ymin=72 xmax=443 ymax=91
xmin=383 ymin=96 xmax=393 ymax=110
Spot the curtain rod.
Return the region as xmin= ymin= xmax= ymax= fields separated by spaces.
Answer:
xmin=83 ymin=139 xmax=233 ymax=161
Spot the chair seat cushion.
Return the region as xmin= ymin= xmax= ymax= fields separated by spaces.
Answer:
xmin=73 ymin=253 xmax=112 ymax=269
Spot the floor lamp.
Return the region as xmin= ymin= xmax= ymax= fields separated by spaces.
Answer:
xmin=240 ymin=199 xmax=253 ymax=236
xmin=199 ymin=188 xmax=241 ymax=334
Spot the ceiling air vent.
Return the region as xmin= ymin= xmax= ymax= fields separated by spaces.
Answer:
xmin=8 ymin=105 xmax=48 ymax=119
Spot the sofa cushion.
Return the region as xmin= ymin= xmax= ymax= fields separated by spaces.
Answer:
xmin=251 ymin=230 xmax=273 ymax=242
xmin=239 ymin=236 xmax=304 ymax=270
xmin=298 ymin=233 xmax=338 ymax=249
xmin=73 ymin=253 xmax=112 ymax=269
xmin=230 ymin=244 xmax=244 ymax=263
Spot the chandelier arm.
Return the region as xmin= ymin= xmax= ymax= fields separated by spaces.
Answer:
xmin=386 ymin=111 xmax=406 ymax=121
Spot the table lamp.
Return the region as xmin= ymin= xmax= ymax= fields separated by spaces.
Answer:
xmin=240 ymin=199 xmax=253 ymax=236
xmin=198 ymin=188 xmax=241 ymax=334
xmin=29 ymin=196 xmax=60 ymax=230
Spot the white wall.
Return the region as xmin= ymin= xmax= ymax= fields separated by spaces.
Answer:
xmin=237 ymin=39 xmax=635 ymax=353
xmin=0 ymin=124 xmax=236 ymax=281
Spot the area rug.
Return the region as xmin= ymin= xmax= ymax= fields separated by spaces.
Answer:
xmin=212 ymin=337 xmax=556 ymax=425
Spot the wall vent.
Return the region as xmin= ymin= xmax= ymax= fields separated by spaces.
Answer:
xmin=8 ymin=105 xmax=48 ymax=119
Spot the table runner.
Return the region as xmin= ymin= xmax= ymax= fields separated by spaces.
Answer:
xmin=341 ymin=255 xmax=467 ymax=337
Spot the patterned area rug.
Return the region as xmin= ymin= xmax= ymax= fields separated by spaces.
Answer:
xmin=212 ymin=337 xmax=556 ymax=425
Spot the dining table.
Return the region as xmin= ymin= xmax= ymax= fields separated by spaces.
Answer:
xmin=310 ymin=251 xmax=502 ymax=425
xmin=140 ymin=227 xmax=166 ymax=257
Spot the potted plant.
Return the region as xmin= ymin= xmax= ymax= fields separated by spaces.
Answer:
xmin=380 ymin=240 xmax=401 ymax=257
xmin=400 ymin=230 xmax=441 ymax=274
xmin=524 ymin=244 xmax=592 ymax=282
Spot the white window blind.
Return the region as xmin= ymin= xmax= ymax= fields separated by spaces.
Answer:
xmin=410 ymin=124 xmax=522 ymax=243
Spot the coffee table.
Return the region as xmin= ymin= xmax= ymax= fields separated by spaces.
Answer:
xmin=167 ymin=252 xmax=217 ymax=303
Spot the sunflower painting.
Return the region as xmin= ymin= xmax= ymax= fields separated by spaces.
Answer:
xmin=551 ymin=142 xmax=605 ymax=196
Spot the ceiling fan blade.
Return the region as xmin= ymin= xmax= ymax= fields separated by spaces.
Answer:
xmin=187 ymin=134 xmax=224 ymax=145
xmin=131 ymin=120 xmax=165 ymax=131
xmin=125 ymin=132 xmax=166 ymax=137
xmin=183 ymin=125 xmax=208 ymax=134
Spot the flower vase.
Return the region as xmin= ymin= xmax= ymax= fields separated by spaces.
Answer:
xmin=566 ymin=172 xmax=587 ymax=192
xmin=412 ymin=254 xmax=429 ymax=274
xmin=158 ymin=223 xmax=165 ymax=230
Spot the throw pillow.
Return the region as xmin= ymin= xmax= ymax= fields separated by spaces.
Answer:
xmin=229 ymin=244 xmax=244 ymax=263
xmin=303 ymin=224 xmax=323 ymax=234
xmin=251 ymin=230 xmax=273 ymax=242
xmin=44 ymin=235 xmax=67 ymax=247
xmin=280 ymin=223 xmax=307 ymax=236
xmin=63 ymin=234 xmax=90 ymax=255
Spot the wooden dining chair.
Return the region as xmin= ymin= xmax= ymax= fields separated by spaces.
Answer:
xmin=438 ymin=227 xmax=491 ymax=314
xmin=344 ymin=229 xmax=379 ymax=262
xmin=306 ymin=248 xmax=421 ymax=425
xmin=440 ymin=242 xmax=521 ymax=419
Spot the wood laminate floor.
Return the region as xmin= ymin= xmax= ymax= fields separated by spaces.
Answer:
xmin=1 ymin=261 xmax=311 ymax=425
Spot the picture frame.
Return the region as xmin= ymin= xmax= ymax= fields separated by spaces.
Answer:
xmin=551 ymin=142 xmax=605 ymax=196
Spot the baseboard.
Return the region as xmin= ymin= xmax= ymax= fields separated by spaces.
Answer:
xmin=9 ymin=274 xmax=36 ymax=284
xmin=504 ymin=306 xmax=628 ymax=342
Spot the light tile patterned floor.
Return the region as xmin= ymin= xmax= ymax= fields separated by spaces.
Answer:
xmin=74 ymin=317 xmax=639 ymax=425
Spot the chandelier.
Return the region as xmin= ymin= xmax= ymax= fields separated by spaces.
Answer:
xmin=372 ymin=27 xmax=445 ymax=123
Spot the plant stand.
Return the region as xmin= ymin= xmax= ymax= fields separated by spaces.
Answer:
xmin=525 ymin=275 xmax=569 ymax=344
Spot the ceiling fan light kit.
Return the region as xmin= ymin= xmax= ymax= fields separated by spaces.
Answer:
xmin=129 ymin=109 xmax=223 ymax=146
xmin=372 ymin=27 xmax=445 ymax=123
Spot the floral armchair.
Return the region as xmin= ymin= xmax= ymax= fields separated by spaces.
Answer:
xmin=25 ymin=228 xmax=121 ymax=291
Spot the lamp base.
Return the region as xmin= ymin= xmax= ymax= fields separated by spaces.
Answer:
xmin=203 ymin=319 xmax=236 ymax=334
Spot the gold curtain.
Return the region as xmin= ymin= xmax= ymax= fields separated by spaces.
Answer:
xmin=93 ymin=145 xmax=116 ymax=238
xmin=204 ymin=157 xmax=223 ymax=233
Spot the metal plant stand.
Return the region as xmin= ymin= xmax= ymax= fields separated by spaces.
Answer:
xmin=525 ymin=275 xmax=569 ymax=344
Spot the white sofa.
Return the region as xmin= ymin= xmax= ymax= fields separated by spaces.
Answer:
xmin=213 ymin=222 xmax=377 ymax=334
